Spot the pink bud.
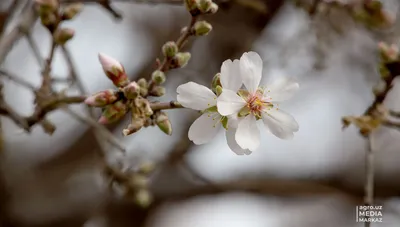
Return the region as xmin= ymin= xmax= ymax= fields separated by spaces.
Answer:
xmin=98 ymin=100 xmax=128 ymax=124
xmin=84 ymin=89 xmax=119 ymax=107
xmin=98 ymin=53 xmax=130 ymax=87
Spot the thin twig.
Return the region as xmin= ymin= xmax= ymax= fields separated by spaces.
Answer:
xmin=0 ymin=1 xmax=37 ymax=65
xmin=0 ymin=0 xmax=23 ymax=37
xmin=63 ymin=107 xmax=126 ymax=152
xmin=60 ymin=45 xmax=126 ymax=157
xmin=0 ymin=68 xmax=36 ymax=90
xmin=25 ymin=33 xmax=44 ymax=67
xmin=150 ymin=101 xmax=183 ymax=111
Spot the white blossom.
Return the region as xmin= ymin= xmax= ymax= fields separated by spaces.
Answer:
xmin=217 ymin=51 xmax=299 ymax=152
xmin=176 ymin=59 xmax=251 ymax=155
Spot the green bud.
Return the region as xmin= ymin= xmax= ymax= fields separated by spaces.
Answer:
xmin=62 ymin=3 xmax=83 ymax=20
xmin=137 ymin=78 xmax=148 ymax=88
xmin=162 ymin=41 xmax=178 ymax=58
xmin=150 ymin=86 xmax=165 ymax=97
xmin=193 ymin=21 xmax=212 ymax=36
xmin=137 ymin=161 xmax=156 ymax=175
xmin=40 ymin=13 xmax=57 ymax=27
xmin=209 ymin=2 xmax=218 ymax=14
xmin=35 ymin=0 xmax=59 ymax=14
xmin=151 ymin=70 xmax=166 ymax=85
xmin=130 ymin=174 xmax=149 ymax=189
xmin=156 ymin=112 xmax=172 ymax=135
xmin=98 ymin=100 xmax=128 ymax=124
xmin=184 ymin=0 xmax=199 ymax=12
xmin=134 ymin=189 xmax=153 ymax=208
xmin=172 ymin=52 xmax=191 ymax=68
xmin=53 ymin=28 xmax=75 ymax=45
xmin=198 ymin=0 xmax=212 ymax=13
xmin=211 ymin=73 xmax=221 ymax=92
xmin=123 ymin=81 xmax=140 ymax=99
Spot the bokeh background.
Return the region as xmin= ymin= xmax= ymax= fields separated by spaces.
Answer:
xmin=1 ymin=0 xmax=400 ymax=226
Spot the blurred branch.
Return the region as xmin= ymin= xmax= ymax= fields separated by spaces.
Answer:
xmin=60 ymin=45 xmax=127 ymax=156
xmin=0 ymin=0 xmax=23 ymax=37
xmin=0 ymin=1 xmax=37 ymax=64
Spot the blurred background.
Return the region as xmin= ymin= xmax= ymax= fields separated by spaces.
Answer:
xmin=1 ymin=0 xmax=400 ymax=226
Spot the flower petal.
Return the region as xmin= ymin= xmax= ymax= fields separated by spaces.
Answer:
xmin=267 ymin=77 xmax=299 ymax=102
xmin=177 ymin=82 xmax=217 ymax=110
xmin=240 ymin=51 xmax=263 ymax=93
xmin=235 ymin=114 xmax=260 ymax=151
xmin=225 ymin=128 xmax=251 ymax=155
xmin=262 ymin=108 xmax=299 ymax=140
xmin=217 ymin=89 xmax=246 ymax=116
xmin=188 ymin=113 xmax=222 ymax=145
xmin=220 ymin=59 xmax=242 ymax=91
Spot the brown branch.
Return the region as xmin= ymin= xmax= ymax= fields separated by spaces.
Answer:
xmin=150 ymin=101 xmax=183 ymax=111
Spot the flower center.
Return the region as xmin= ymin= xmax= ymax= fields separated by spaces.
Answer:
xmin=246 ymin=92 xmax=272 ymax=117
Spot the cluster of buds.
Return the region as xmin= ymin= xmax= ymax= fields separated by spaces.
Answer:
xmin=351 ymin=0 xmax=394 ymax=29
xmin=377 ymin=42 xmax=399 ymax=80
xmin=184 ymin=0 xmax=218 ymax=16
xmin=35 ymin=0 xmax=82 ymax=44
xmin=106 ymin=161 xmax=156 ymax=208
xmin=160 ymin=41 xmax=192 ymax=70
xmin=85 ymin=53 xmax=172 ymax=136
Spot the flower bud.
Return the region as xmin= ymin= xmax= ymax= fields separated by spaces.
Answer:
xmin=184 ymin=0 xmax=199 ymax=12
xmin=151 ymin=70 xmax=166 ymax=85
xmin=172 ymin=52 xmax=191 ymax=68
xmin=162 ymin=41 xmax=178 ymax=58
xmin=40 ymin=13 xmax=57 ymax=27
xmin=134 ymin=189 xmax=153 ymax=208
xmin=193 ymin=21 xmax=212 ymax=36
xmin=209 ymin=2 xmax=218 ymax=14
xmin=98 ymin=53 xmax=130 ymax=87
xmin=211 ymin=73 xmax=221 ymax=92
xmin=53 ymin=28 xmax=75 ymax=45
xmin=198 ymin=0 xmax=212 ymax=13
xmin=62 ymin=3 xmax=83 ymax=20
xmin=137 ymin=78 xmax=148 ymax=88
xmin=156 ymin=112 xmax=172 ymax=135
xmin=150 ymin=86 xmax=165 ymax=97
xmin=135 ymin=97 xmax=153 ymax=117
xmin=98 ymin=100 xmax=128 ymax=124
xmin=378 ymin=42 xmax=398 ymax=61
xmin=130 ymin=174 xmax=149 ymax=189
xmin=137 ymin=161 xmax=156 ymax=175
xmin=84 ymin=89 xmax=119 ymax=107
xmin=35 ymin=0 xmax=59 ymax=14
xmin=122 ymin=117 xmax=145 ymax=136
xmin=123 ymin=81 xmax=140 ymax=99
